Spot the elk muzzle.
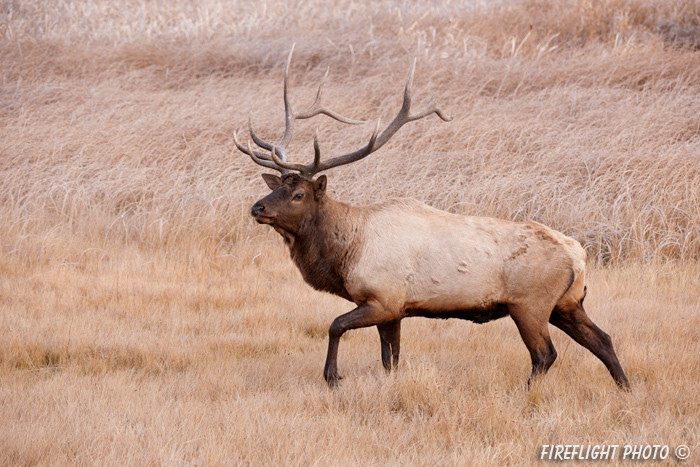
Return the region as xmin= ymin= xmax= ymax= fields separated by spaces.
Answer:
xmin=250 ymin=202 xmax=273 ymax=224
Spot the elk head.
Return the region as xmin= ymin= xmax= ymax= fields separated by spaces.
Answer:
xmin=250 ymin=173 xmax=327 ymax=239
xmin=235 ymin=44 xmax=452 ymax=234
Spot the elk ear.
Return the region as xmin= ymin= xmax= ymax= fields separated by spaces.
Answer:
xmin=261 ymin=173 xmax=283 ymax=190
xmin=313 ymin=175 xmax=327 ymax=200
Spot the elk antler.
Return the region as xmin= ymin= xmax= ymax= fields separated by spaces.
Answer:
xmin=234 ymin=44 xmax=452 ymax=179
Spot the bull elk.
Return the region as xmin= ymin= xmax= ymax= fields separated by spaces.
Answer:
xmin=234 ymin=46 xmax=630 ymax=390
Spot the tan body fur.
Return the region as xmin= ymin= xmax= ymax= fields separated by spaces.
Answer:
xmin=347 ymin=199 xmax=585 ymax=316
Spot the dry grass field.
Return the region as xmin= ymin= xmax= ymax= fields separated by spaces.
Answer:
xmin=2 ymin=0 xmax=700 ymax=465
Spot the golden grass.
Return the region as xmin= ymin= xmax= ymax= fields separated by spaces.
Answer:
xmin=1 ymin=0 xmax=700 ymax=465
xmin=2 ymin=246 xmax=699 ymax=465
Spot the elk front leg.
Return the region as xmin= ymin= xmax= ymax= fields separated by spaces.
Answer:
xmin=324 ymin=300 xmax=394 ymax=386
xmin=377 ymin=320 xmax=401 ymax=372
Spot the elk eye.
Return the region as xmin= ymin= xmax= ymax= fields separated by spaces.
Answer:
xmin=293 ymin=193 xmax=304 ymax=200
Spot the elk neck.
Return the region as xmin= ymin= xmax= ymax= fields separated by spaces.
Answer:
xmin=287 ymin=196 xmax=364 ymax=302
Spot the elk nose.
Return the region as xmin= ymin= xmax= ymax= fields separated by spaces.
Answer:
xmin=251 ymin=203 xmax=264 ymax=217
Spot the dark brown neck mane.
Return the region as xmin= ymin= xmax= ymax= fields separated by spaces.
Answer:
xmin=284 ymin=197 xmax=363 ymax=302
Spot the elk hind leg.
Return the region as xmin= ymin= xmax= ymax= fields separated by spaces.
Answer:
xmin=377 ymin=320 xmax=401 ymax=372
xmin=509 ymin=304 xmax=558 ymax=386
xmin=549 ymin=302 xmax=630 ymax=390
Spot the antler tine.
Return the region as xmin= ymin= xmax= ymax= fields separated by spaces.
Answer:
xmin=247 ymin=112 xmax=275 ymax=156
xmin=420 ymin=95 xmax=453 ymax=122
xmin=233 ymin=130 xmax=272 ymax=161
xmin=313 ymin=129 xmax=322 ymax=170
xmin=269 ymin=144 xmax=308 ymax=173
xmin=371 ymin=59 xmax=453 ymax=151
xmin=235 ymin=134 xmax=289 ymax=174
xmin=296 ymin=67 xmax=366 ymax=125
xmin=278 ymin=44 xmax=297 ymax=149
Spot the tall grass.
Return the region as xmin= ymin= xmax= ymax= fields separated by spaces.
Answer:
xmin=1 ymin=0 xmax=700 ymax=465
xmin=2 ymin=0 xmax=700 ymax=264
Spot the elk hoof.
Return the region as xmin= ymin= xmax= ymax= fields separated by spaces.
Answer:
xmin=324 ymin=372 xmax=343 ymax=387
xmin=616 ymin=378 xmax=632 ymax=392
